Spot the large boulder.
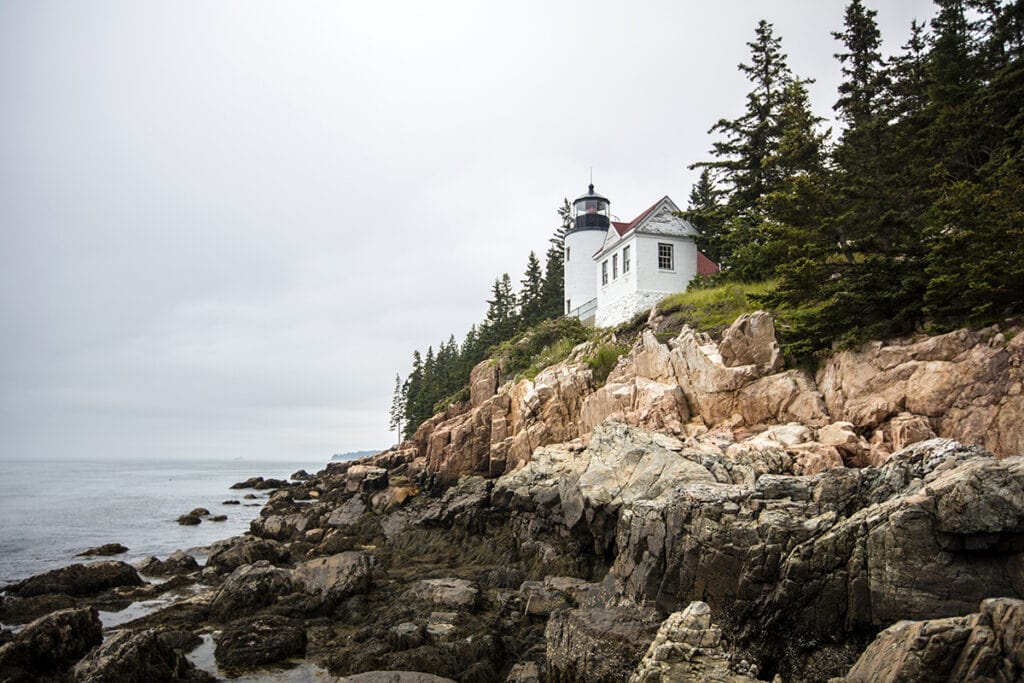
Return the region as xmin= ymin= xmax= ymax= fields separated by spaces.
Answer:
xmin=0 ymin=607 xmax=102 ymax=680
xmin=136 ymin=550 xmax=200 ymax=577
xmin=842 ymin=598 xmax=1024 ymax=682
xmin=4 ymin=561 xmax=143 ymax=597
xmin=545 ymin=606 xmax=661 ymax=683
xmin=406 ymin=578 xmax=479 ymax=610
xmin=208 ymin=561 xmax=294 ymax=621
xmin=205 ymin=536 xmax=288 ymax=574
xmin=214 ymin=614 xmax=306 ymax=668
xmin=817 ymin=327 xmax=1024 ymax=457
xmin=70 ymin=628 xmax=214 ymax=682
xmin=719 ymin=311 xmax=784 ymax=373
xmin=291 ymin=551 xmax=378 ymax=603
xmin=608 ymin=440 xmax=1024 ymax=678
xmin=629 ymin=601 xmax=759 ymax=682
xmin=76 ymin=543 xmax=128 ymax=557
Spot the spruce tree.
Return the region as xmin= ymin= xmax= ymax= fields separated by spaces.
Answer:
xmin=683 ymin=169 xmax=729 ymax=267
xmin=923 ymin=0 xmax=1024 ymax=327
xmin=401 ymin=350 xmax=424 ymax=439
xmin=539 ymin=199 xmax=571 ymax=319
xmin=518 ymin=251 xmax=545 ymax=328
xmin=691 ymin=19 xmax=812 ymax=278
xmin=697 ymin=20 xmax=797 ymax=210
xmin=388 ymin=373 xmax=405 ymax=441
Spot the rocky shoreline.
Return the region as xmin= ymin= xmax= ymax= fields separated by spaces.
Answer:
xmin=1 ymin=315 xmax=1022 ymax=682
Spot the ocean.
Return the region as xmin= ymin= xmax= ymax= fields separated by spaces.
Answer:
xmin=0 ymin=457 xmax=328 ymax=586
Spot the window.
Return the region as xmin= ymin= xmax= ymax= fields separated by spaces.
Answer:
xmin=658 ymin=243 xmax=674 ymax=270
xmin=566 ymin=299 xmax=571 ymax=314
xmin=565 ymin=246 xmax=570 ymax=262
xmin=623 ymin=245 xmax=630 ymax=273
xmin=601 ymin=260 xmax=608 ymax=286
xmin=612 ymin=254 xmax=618 ymax=279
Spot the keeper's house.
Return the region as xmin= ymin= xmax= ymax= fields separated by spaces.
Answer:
xmin=564 ymin=184 xmax=719 ymax=328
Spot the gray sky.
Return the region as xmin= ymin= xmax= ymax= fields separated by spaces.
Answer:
xmin=0 ymin=1 xmax=934 ymax=462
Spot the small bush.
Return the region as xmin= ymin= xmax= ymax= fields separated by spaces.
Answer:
xmin=493 ymin=317 xmax=593 ymax=382
xmin=585 ymin=343 xmax=630 ymax=385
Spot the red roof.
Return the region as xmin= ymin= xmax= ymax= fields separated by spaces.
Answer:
xmin=611 ymin=198 xmax=664 ymax=237
xmin=697 ymin=251 xmax=720 ymax=275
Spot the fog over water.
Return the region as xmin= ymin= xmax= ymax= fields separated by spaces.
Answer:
xmin=0 ymin=1 xmax=935 ymax=462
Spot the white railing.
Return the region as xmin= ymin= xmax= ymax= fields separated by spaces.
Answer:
xmin=569 ymin=297 xmax=597 ymax=322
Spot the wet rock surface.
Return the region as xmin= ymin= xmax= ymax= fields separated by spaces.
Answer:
xmin=214 ymin=614 xmax=307 ymax=668
xmin=3 ymin=561 xmax=143 ymax=598
xmin=545 ymin=606 xmax=661 ymax=682
xmin=0 ymin=607 xmax=102 ymax=680
xmin=77 ymin=543 xmax=128 ymax=557
xmin=71 ymin=628 xmax=214 ymax=682
xmin=137 ymin=550 xmax=200 ymax=577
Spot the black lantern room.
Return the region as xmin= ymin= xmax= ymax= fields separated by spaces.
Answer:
xmin=570 ymin=184 xmax=610 ymax=232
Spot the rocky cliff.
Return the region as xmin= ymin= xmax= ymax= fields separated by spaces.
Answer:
xmin=409 ymin=313 xmax=1022 ymax=487
xmin=1 ymin=314 xmax=1021 ymax=682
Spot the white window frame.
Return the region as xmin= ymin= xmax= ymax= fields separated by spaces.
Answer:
xmin=601 ymin=260 xmax=608 ymax=286
xmin=612 ymin=254 xmax=618 ymax=279
xmin=658 ymin=243 xmax=674 ymax=270
xmin=622 ymin=245 xmax=630 ymax=273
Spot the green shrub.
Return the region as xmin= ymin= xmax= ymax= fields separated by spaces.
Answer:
xmin=493 ymin=317 xmax=593 ymax=382
xmin=585 ymin=343 xmax=630 ymax=385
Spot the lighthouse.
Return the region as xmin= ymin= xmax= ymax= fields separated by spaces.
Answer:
xmin=563 ymin=184 xmax=610 ymax=323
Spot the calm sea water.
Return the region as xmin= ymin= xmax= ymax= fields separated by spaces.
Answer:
xmin=0 ymin=457 xmax=327 ymax=586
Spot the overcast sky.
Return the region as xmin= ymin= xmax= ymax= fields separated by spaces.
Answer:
xmin=0 ymin=1 xmax=935 ymax=462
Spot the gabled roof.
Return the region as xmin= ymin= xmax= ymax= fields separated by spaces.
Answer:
xmin=595 ymin=196 xmax=697 ymax=258
xmin=610 ymin=198 xmax=662 ymax=237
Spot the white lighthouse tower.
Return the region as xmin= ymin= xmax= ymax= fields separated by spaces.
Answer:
xmin=564 ymin=184 xmax=610 ymax=324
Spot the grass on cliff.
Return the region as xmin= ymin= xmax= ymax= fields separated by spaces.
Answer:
xmin=659 ymin=279 xmax=779 ymax=333
xmin=612 ymin=279 xmax=779 ymax=345
xmin=490 ymin=316 xmax=594 ymax=382
xmin=585 ymin=342 xmax=631 ymax=385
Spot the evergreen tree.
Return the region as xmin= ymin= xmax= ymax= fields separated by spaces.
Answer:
xmin=481 ymin=273 xmax=517 ymax=347
xmin=388 ymin=373 xmax=405 ymax=441
xmin=697 ymin=20 xmax=797 ymax=210
xmin=518 ymin=251 xmax=545 ymax=327
xmin=401 ymin=350 xmax=424 ymax=439
xmin=683 ymin=169 xmax=729 ymax=267
xmin=539 ymin=199 xmax=571 ymax=318
xmin=923 ymin=0 xmax=1024 ymax=326
xmin=691 ymin=19 xmax=813 ymax=278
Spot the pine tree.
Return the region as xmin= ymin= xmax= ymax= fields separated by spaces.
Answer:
xmin=388 ymin=373 xmax=405 ymax=441
xmin=480 ymin=273 xmax=517 ymax=348
xmin=697 ymin=20 xmax=797 ymax=210
xmin=518 ymin=251 xmax=545 ymax=328
xmin=691 ymin=19 xmax=812 ymax=278
xmin=923 ymin=0 xmax=1024 ymax=326
xmin=539 ymin=199 xmax=571 ymax=319
xmin=683 ymin=169 xmax=729 ymax=267
xmin=401 ymin=350 xmax=423 ymax=439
